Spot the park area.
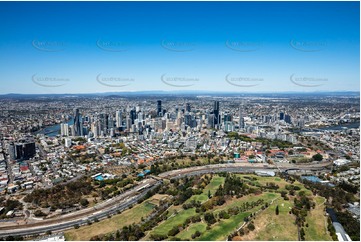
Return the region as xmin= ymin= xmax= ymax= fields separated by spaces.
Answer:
xmin=65 ymin=174 xmax=332 ymax=241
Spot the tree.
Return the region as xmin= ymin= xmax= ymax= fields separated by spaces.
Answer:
xmin=312 ymin=153 xmax=323 ymax=161
xmin=275 ymin=205 xmax=279 ymax=215
xmin=247 ymin=223 xmax=255 ymax=231
xmin=80 ymin=198 xmax=89 ymax=207
xmin=208 ymin=190 xmax=211 ymax=199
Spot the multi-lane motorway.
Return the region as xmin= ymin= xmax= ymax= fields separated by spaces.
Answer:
xmin=0 ymin=161 xmax=332 ymax=238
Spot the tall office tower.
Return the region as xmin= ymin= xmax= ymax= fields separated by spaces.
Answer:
xmin=136 ymin=105 xmax=141 ymax=112
xmin=208 ymin=113 xmax=215 ymax=128
xmin=285 ymin=114 xmax=292 ymax=124
xmin=103 ymin=114 xmax=109 ymax=131
xmin=157 ymin=100 xmax=162 ymax=117
xmin=239 ymin=107 xmax=245 ymax=129
xmin=73 ymin=108 xmax=82 ymax=136
xmin=138 ymin=112 xmax=144 ymax=121
xmin=213 ymin=101 xmax=220 ymax=126
xmin=186 ymin=103 xmax=191 ymax=112
xmin=116 ymin=110 xmax=122 ymax=128
xmin=70 ymin=125 xmax=75 ymax=136
xmin=224 ymin=113 xmax=232 ymax=123
xmin=22 ymin=142 xmax=36 ymax=159
xmin=184 ymin=114 xmax=192 ymax=126
xmin=8 ymin=143 xmax=16 ymax=160
xmin=280 ymin=112 xmax=284 ymax=120
xmin=91 ymin=122 xmax=98 ymax=137
xmin=130 ymin=109 xmax=136 ymax=124
xmin=108 ymin=115 xmax=114 ymax=129
xmin=126 ymin=117 xmax=132 ymax=130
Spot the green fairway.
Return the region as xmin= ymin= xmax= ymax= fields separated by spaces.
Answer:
xmin=196 ymin=193 xmax=279 ymax=241
xmin=196 ymin=211 xmax=252 ymax=240
xmin=151 ymin=208 xmax=197 ymax=236
xmin=187 ymin=175 xmax=225 ymax=203
xmin=176 ymin=222 xmax=207 ymax=240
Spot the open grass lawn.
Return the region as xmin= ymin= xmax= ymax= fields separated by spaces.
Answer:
xmin=304 ymin=196 xmax=332 ymax=241
xmin=196 ymin=211 xmax=252 ymax=241
xmin=64 ymin=200 xmax=155 ymax=241
xmin=197 ymin=193 xmax=280 ymax=241
xmin=240 ymin=198 xmax=298 ymax=241
xmin=239 ymin=174 xmax=293 ymax=189
xmin=188 ymin=175 xmax=226 ymax=203
xmin=150 ymin=208 xmax=197 ymax=237
xmin=176 ymin=222 xmax=208 ymax=240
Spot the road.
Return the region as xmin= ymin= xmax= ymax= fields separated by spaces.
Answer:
xmin=0 ymin=161 xmax=332 ymax=237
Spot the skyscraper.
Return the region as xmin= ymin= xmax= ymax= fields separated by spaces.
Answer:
xmin=280 ymin=112 xmax=284 ymax=120
xmin=213 ymin=101 xmax=220 ymax=126
xmin=239 ymin=107 xmax=245 ymax=129
xmin=186 ymin=103 xmax=191 ymax=112
xmin=116 ymin=110 xmax=122 ymax=128
xmin=73 ymin=108 xmax=82 ymax=136
xmin=157 ymin=100 xmax=162 ymax=117
xmin=285 ymin=114 xmax=292 ymax=124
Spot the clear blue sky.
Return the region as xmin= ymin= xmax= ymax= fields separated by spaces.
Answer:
xmin=0 ymin=1 xmax=359 ymax=94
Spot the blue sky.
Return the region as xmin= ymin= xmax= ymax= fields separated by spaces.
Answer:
xmin=0 ymin=1 xmax=359 ymax=94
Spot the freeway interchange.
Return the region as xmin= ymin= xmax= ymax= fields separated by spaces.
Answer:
xmin=0 ymin=161 xmax=332 ymax=238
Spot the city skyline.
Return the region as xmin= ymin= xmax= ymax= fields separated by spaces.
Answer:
xmin=0 ymin=1 xmax=359 ymax=94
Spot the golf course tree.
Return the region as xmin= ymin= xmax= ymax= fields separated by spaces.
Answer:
xmin=312 ymin=153 xmax=323 ymax=161
xmin=275 ymin=205 xmax=279 ymax=215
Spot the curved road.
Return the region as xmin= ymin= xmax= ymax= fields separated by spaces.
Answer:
xmin=0 ymin=161 xmax=332 ymax=237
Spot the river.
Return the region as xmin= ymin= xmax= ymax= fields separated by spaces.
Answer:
xmin=34 ymin=119 xmax=74 ymax=137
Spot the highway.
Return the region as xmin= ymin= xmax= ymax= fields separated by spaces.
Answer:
xmin=0 ymin=161 xmax=332 ymax=237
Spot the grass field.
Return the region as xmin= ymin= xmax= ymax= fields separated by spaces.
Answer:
xmin=176 ymin=222 xmax=208 ymax=240
xmin=149 ymin=208 xmax=197 ymax=237
xmin=64 ymin=200 xmax=155 ymax=241
xmin=304 ymin=196 xmax=332 ymax=241
xmin=187 ymin=175 xmax=225 ymax=203
xmin=239 ymin=198 xmax=298 ymax=241
xmin=197 ymin=193 xmax=280 ymax=241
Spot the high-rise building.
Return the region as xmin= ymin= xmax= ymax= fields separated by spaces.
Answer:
xmin=60 ymin=123 xmax=69 ymax=136
xmin=130 ymin=109 xmax=136 ymax=124
xmin=157 ymin=100 xmax=162 ymax=117
xmin=11 ymin=140 xmax=36 ymax=160
xmin=213 ymin=101 xmax=220 ymax=126
xmin=8 ymin=143 xmax=16 ymax=160
xmin=280 ymin=112 xmax=284 ymax=120
xmin=239 ymin=108 xmax=245 ymax=129
xmin=186 ymin=103 xmax=191 ymax=112
xmin=285 ymin=114 xmax=292 ymax=124
xmin=116 ymin=110 xmax=122 ymax=128
xmin=73 ymin=108 xmax=82 ymax=136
